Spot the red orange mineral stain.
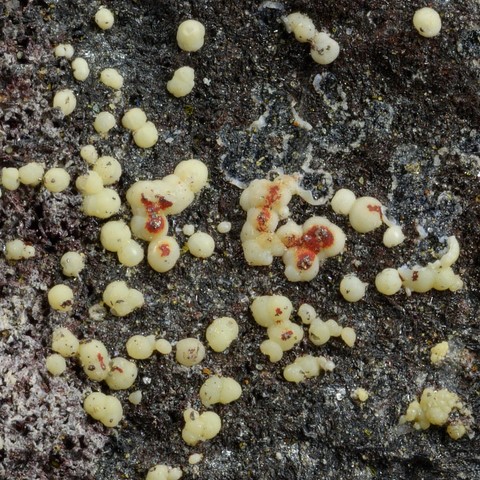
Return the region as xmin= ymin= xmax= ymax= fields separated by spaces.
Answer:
xmin=255 ymin=207 xmax=271 ymax=232
xmin=158 ymin=244 xmax=170 ymax=257
xmin=264 ymin=185 xmax=281 ymax=208
xmin=97 ymin=352 xmax=106 ymax=370
xmin=296 ymin=249 xmax=316 ymax=270
xmin=367 ymin=204 xmax=383 ymax=219
xmin=300 ymin=225 xmax=334 ymax=254
xmin=283 ymin=224 xmax=335 ymax=254
xmin=141 ymin=195 xmax=172 ymax=234
xmin=281 ymin=330 xmax=294 ymax=341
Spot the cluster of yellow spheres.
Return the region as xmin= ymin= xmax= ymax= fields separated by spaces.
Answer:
xmin=240 ymin=175 xmax=346 ymax=281
xmin=2 ymin=163 xmax=70 ymax=193
xmin=124 ymin=159 xmax=209 ymax=272
xmin=283 ymin=12 xmax=340 ymax=65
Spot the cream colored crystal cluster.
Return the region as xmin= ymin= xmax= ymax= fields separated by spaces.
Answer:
xmin=240 ymin=175 xmax=346 ymax=281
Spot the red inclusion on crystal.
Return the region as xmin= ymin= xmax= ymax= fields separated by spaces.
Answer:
xmin=264 ymin=185 xmax=281 ymax=208
xmin=296 ymin=249 xmax=316 ymax=270
xmin=367 ymin=204 xmax=383 ymax=219
xmin=159 ymin=244 xmax=170 ymax=257
xmin=285 ymin=224 xmax=334 ymax=253
xmin=256 ymin=207 xmax=271 ymax=232
xmin=283 ymin=223 xmax=336 ymax=272
xmin=97 ymin=353 xmax=106 ymax=370
xmin=141 ymin=195 xmax=171 ymax=234
xmin=282 ymin=234 xmax=298 ymax=249
xmin=299 ymin=225 xmax=334 ymax=254
xmin=281 ymin=330 xmax=294 ymax=341
xmin=146 ymin=215 xmax=166 ymax=234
